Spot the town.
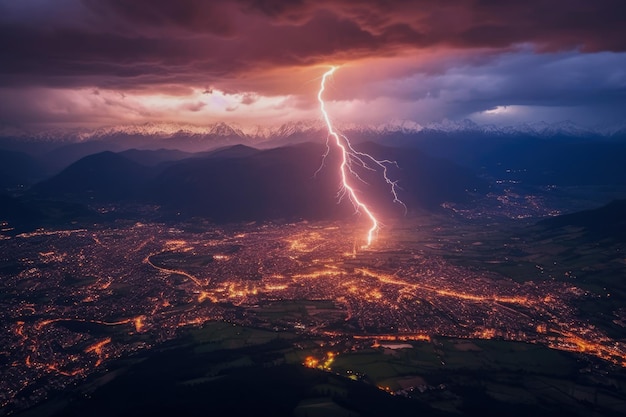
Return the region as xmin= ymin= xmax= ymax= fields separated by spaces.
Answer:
xmin=1 ymin=215 xmax=625 ymax=412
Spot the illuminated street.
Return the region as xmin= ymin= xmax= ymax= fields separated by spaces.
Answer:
xmin=2 ymin=217 xmax=624 ymax=411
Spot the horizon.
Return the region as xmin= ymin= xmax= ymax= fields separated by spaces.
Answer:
xmin=3 ymin=116 xmax=626 ymax=140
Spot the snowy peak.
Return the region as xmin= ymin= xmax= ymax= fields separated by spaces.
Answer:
xmin=272 ymin=120 xmax=326 ymax=137
xmin=506 ymin=120 xmax=594 ymax=137
xmin=208 ymin=122 xmax=246 ymax=138
xmin=1 ymin=119 xmax=622 ymax=144
xmin=376 ymin=119 xmax=424 ymax=134
xmin=424 ymin=119 xmax=480 ymax=133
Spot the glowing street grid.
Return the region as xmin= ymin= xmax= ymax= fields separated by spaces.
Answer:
xmin=2 ymin=219 xmax=625 ymax=409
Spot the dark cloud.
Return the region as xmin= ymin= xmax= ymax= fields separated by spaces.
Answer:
xmin=180 ymin=101 xmax=207 ymax=112
xmin=0 ymin=0 xmax=624 ymax=91
xmin=408 ymin=50 xmax=626 ymax=124
xmin=0 ymin=0 xmax=624 ymax=129
xmin=81 ymin=0 xmax=241 ymax=37
xmin=242 ymin=0 xmax=626 ymax=51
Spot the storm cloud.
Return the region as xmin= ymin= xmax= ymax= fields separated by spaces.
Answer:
xmin=0 ymin=0 xmax=624 ymax=128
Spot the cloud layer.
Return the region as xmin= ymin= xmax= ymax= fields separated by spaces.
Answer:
xmin=1 ymin=0 xmax=625 ymax=128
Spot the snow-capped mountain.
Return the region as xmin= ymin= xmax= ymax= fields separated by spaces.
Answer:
xmin=500 ymin=120 xmax=595 ymax=137
xmin=1 ymin=118 xmax=622 ymax=146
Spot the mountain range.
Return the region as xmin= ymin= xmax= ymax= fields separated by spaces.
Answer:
xmin=25 ymin=142 xmax=485 ymax=225
xmin=1 ymin=118 xmax=625 ymax=232
xmin=538 ymin=199 xmax=626 ymax=243
xmin=1 ymin=118 xmax=625 ymax=186
xmin=2 ymin=119 xmax=626 ymax=151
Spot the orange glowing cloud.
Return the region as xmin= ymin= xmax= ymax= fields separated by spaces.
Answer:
xmin=0 ymin=0 xmax=624 ymax=128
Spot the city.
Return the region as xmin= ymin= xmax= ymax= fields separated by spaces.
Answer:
xmin=2 ymin=214 xmax=624 ymax=412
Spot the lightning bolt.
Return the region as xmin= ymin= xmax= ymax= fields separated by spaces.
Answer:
xmin=317 ymin=66 xmax=406 ymax=247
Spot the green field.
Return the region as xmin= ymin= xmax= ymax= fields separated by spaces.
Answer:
xmin=328 ymin=336 xmax=626 ymax=415
xmin=14 ymin=318 xmax=626 ymax=417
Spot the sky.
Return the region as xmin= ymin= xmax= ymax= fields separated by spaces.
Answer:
xmin=0 ymin=0 xmax=625 ymax=131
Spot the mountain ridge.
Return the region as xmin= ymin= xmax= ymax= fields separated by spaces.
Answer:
xmin=3 ymin=118 xmax=626 ymax=145
xmin=25 ymin=142 xmax=487 ymax=223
